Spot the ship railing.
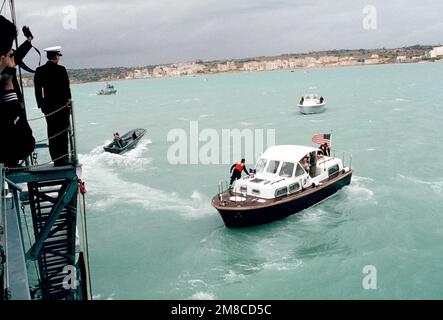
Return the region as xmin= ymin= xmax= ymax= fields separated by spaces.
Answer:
xmin=218 ymin=180 xmax=251 ymax=204
xmin=5 ymin=101 xmax=79 ymax=170
xmin=217 ymin=180 xmax=230 ymax=201
xmin=0 ymin=163 xmax=7 ymax=299
xmin=1 ymin=163 xmax=5 ymax=240
xmin=332 ymin=149 xmax=353 ymax=170
xmin=1 ymin=163 xmax=4 ymax=222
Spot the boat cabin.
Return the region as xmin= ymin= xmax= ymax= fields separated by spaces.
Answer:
xmin=231 ymin=145 xmax=344 ymax=200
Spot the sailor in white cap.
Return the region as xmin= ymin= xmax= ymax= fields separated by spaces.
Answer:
xmin=43 ymin=46 xmax=63 ymax=56
xmin=34 ymin=45 xmax=72 ymax=166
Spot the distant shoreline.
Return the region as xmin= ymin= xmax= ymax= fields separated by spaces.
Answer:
xmin=21 ymin=45 xmax=442 ymax=87
xmin=88 ymin=60 xmax=437 ymax=83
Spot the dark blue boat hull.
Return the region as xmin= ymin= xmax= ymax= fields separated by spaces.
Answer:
xmin=103 ymin=128 xmax=146 ymax=154
xmin=216 ymin=171 xmax=352 ymax=228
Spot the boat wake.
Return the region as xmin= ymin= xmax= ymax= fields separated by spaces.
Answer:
xmin=79 ymin=142 xmax=212 ymax=218
xmin=398 ymin=174 xmax=443 ymax=194
xmin=92 ymin=293 xmax=115 ymax=300
xmin=342 ymin=175 xmax=375 ymax=203
xmin=80 ymin=139 xmax=153 ymax=171
xmin=309 ymin=119 xmax=325 ymax=123
xmin=189 ymin=291 xmax=216 ymax=300
xmin=297 ymin=207 xmax=329 ymax=222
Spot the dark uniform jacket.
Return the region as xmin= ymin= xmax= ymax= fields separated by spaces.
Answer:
xmin=34 ymin=61 xmax=71 ymax=114
xmin=0 ymin=89 xmax=35 ymax=165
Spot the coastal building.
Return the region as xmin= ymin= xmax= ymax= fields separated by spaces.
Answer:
xmin=365 ymin=54 xmax=381 ymax=64
xmin=217 ymin=61 xmax=237 ymax=72
xmin=396 ymin=56 xmax=408 ymax=63
xmin=430 ymin=46 xmax=443 ymax=58
xmin=152 ymin=66 xmax=167 ymax=77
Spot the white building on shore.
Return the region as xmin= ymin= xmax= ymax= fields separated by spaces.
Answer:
xmin=430 ymin=46 xmax=443 ymax=58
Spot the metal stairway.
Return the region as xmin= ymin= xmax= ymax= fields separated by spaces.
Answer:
xmin=27 ymin=178 xmax=79 ymax=300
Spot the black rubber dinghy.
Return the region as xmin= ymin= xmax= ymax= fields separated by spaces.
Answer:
xmin=103 ymin=128 xmax=147 ymax=154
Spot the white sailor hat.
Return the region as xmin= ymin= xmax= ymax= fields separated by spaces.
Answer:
xmin=43 ymin=46 xmax=62 ymax=56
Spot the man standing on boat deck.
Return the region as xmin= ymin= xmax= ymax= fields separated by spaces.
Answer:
xmin=229 ymin=158 xmax=249 ymax=187
xmin=34 ymin=46 xmax=72 ymax=166
xmin=319 ymin=142 xmax=330 ymax=156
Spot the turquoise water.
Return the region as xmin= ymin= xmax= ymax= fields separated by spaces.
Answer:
xmin=24 ymin=62 xmax=443 ymax=299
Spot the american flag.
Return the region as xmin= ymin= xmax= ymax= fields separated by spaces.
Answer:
xmin=312 ymin=133 xmax=331 ymax=145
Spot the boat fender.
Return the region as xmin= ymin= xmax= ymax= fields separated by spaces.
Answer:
xmin=342 ymin=167 xmax=350 ymax=173
xmin=78 ymin=179 xmax=87 ymax=194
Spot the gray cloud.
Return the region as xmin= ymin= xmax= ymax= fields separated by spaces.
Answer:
xmin=4 ymin=0 xmax=442 ymax=68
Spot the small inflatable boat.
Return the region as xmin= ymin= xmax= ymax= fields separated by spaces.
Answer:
xmin=103 ymin=128 xmax=147 ymax=154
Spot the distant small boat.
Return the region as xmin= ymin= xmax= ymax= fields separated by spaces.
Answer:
xmin=297 ymin=94 xmax=325 ymax=114
xmin=97 ymin=83 xmax=117 ymax=95
xmin=103 ymin=128 xmax=146 ymax=154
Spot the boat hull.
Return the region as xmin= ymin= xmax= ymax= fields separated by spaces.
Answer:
xmin=297 ymin=103 xmax=326 ymax=114
xmin=97 ymin=90 xmax=117 ymax=95
xmin=213 ymin=171 xmax=352 ymax=228
xmin=103 ymin=128 xmax=146 ymax=154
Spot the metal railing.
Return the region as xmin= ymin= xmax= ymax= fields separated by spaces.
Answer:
xmin=4 ymin=101 xmax=79 ymax=170
xmin=332 ymin=149 xmax=353 ymax=169
xmin=0 ymin=163 xmax=8 ymax=299
xmin=218 ymin=180 xmax=230 ymax=201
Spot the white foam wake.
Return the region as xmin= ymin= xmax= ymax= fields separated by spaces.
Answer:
xmin=342 ymin=175 xmax=375 ymax=203
xmin=189 ymin=292 xmax=217 ymax=300
xmin=398 ymin=174 xmax=443 ymax=194
xmin=80 ymin=139 xmax=153 ymax=172
xmin=92 ymin=293 xmax=115 ymax=300
xmin=79 ymin=142 xmax=212 ymax=219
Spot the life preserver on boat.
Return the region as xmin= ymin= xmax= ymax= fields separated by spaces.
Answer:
xmin=234 ymin=162 xmax=245 ymax=172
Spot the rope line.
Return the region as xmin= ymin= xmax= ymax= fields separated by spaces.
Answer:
xmin=27 ymin=103 xmax=70 ymax=122
xmin=35 ymin=126 xmax=71 ymax=144
xmin=4 ymin=150 xmax=75 ymax=171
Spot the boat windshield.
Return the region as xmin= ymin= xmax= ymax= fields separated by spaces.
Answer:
xmin=255 ymin=158 xmax=267 ymax=173
xmin=295 ymin=163 xmax=306 ymax=176
xmin=266 ymin=160 xmax=280 ymax=174
xmin=279 ymin=162 xmax=294 ymax=177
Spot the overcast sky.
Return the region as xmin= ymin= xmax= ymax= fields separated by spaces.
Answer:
xmin=4 ymin=0 xmax=443 ymax=68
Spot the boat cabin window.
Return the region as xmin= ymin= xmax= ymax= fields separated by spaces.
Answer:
xmin=275 ymin=186 xmax=288 ymax=198
xmin=328 ymin=165 xmax=340 ymax=177
xmin=266 ymin=160 xmax=280 ymax=174
xmin=279 ymin=162 xmax=295 ymax=178
xmin=255 ymin=159 xmax=267 ymax=173
xmin=295 ymin=163 xmax=306 ymax=177
xmin=288 ymin=182 xmax=300 ymax=194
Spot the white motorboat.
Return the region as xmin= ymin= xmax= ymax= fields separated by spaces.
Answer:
xmin=212 ymin=144 xmax=352 ymax=227
xmin=297 ymin=94 xmax=325 ymax=114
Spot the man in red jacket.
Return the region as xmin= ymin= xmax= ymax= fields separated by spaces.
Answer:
xmin=229 ymin=158 xmax=249 ymax=187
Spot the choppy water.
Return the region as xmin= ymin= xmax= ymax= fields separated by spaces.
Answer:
xmin=24 ymin=62 xmax=443 ymax=299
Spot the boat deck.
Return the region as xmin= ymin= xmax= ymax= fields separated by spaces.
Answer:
xmin=212 ymin=169 xmax=352 ymax=210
